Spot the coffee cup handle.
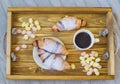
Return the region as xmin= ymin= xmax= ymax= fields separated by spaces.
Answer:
xmin=94 ymin=38 xmax=100 ymax=43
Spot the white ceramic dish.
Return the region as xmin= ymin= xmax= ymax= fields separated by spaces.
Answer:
xmin=33 ymin=37 xmax=66 ymax=70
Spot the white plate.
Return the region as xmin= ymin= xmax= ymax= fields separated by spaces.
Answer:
xmin=33 ymin=37 xmax=66 ymax=70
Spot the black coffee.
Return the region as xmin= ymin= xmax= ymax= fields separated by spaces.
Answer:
xmin=75 ymin=32 xmax=91 ymax=48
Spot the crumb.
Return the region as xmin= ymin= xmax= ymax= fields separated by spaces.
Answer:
xmin=71 ymin=63 xmax=76 ymax=70
xmin=23 ymin=35 xmax=29 ymax=40
xmin=21 ymin=44 xmax=27 ymax=48
xmin=15 ymin=46 xmax=20 ymax=51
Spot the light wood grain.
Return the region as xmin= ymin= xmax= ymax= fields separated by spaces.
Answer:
xmin=11 ymin=35 xmax=107 ymax=45
xmin=6 ymin=75 xmax=114 ymax=80
xmin=11 ymin=62 xmax=108 ymax=75
xmin=6 ymin=12 xmax=12 ymax=75
xmin=107 ymin=12 xmax=115 ymax=75
xmin=12 ymin=13 xmax=106 ymax=28
xmin=8 ymin=7 xmax=112 ymax=13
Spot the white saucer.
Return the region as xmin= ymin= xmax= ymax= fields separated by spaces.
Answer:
xmin=33 ymin=37 xmax=66 ymax=70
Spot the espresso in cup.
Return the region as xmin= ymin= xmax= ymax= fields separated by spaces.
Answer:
xmin=73 ymin=29 xmax=99 ymax=50
xmin=75 ymin=32 xmax=91 ymax=48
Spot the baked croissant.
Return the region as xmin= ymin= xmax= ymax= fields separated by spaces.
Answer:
xmin=37 ymin=49 xmax=70 ymax=71
xmin=51 ymin=16 xmax=87 ymax=32
xmin=33 ymin=38 xmax=68 ymax=55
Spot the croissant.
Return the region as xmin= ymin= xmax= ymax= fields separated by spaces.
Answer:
xmin=37 ymin=49 xmax=70 ymax=71
xmin=51 ymin=16 xmax=87 ymax=32
xmin=33 ymin=38 xmax=68 ymax=55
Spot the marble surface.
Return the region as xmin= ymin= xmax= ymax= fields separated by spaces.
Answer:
xmin=0 ymin=0 xmax=120 ymax=84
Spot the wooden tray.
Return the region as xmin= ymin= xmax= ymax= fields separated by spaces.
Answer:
xmin=6 ymin=7 xmax=115 ymax=80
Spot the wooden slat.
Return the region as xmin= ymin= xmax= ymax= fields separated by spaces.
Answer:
xmin=10 ymin=53 xmax=107 ymax=63
xmin=11 ymin=45 xmax=107 ymax=64
xmin=8 ymin=7 xmax=112 ymax=13
xmin=11 ymin=44 xmax=107 ymax=49
xmin=11 ymin=66 xmax=108 ymax=74
xmin=6 ymin=75 xmax=114 ymax=80
xmin=11 ymin=61 xmax=107 ymax=68
xmin=11 ymin=33 xmax=102 ymax=37
xmin=11 ymin=50 xmax=107 ymax=56
xmin=107 ymin=12 xmax=115 ymax=75
xmin=12 ymin=13 xmax=106 ymax=28
xmin=12 ymin=28 xmax=105 ymax=34
xmin=11 ymin=35 xmax=107 ymax=45
xmin=11 ymin=61 xmax=107 ymax=75
xmin=11 ymin=69 xmax=107 ymax=75
xmin=11 ymin=44 xmax=107 ymax=58
xmin=6 ymin=12 xmax=12 ymax=75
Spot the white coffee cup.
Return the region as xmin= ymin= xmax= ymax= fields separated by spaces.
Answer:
xmin=73 ymin=29 xmax=100 ymax=50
